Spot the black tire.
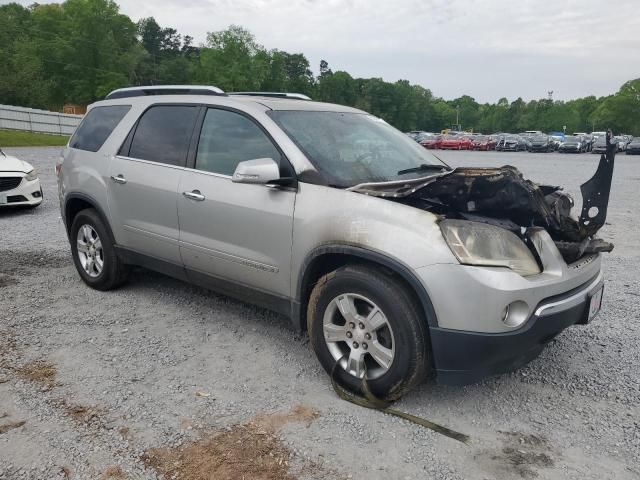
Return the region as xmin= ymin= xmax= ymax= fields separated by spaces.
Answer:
xmin=307 ymin=264 xmax=430 ymax=400
xmin=70 ymin=208 xmax=129 ymax=290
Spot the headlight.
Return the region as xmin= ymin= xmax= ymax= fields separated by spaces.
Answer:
xmin=439 ymin=220 xmax=541 ymax=276
xmin=25 ymin=169 xmax=38 ymax=181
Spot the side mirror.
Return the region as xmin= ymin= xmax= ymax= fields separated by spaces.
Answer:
xmin=232 ymin=158 xmax=280 ymax=184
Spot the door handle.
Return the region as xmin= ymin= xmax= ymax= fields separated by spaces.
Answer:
xmin=183 ymin=190 xmax=205 ymax=201
xmin=110 ymin=174 xmax=127 ymax=184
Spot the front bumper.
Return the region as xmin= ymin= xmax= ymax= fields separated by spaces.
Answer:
xmin=430 ymin=273 xmax=603 ymax=385
xmin=415 ymin=227 xmax=604 ymax=384
xmin=0 ymin=177 xmax=43 ymax=207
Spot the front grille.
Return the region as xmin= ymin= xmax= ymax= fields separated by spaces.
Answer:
xmin=0 ymin=177 xmax=22 ymax=192
xmin=7 ymin=195 xmax=28 ymax=203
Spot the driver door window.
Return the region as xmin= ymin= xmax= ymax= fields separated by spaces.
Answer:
xmin=195 ymin=108 xmax=282 ymax=175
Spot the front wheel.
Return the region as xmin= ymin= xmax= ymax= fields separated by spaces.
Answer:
xmin=70 ymin=208 xmax=129 ymax=291
xmin=307 ymin=264 xmax=431 ymax=400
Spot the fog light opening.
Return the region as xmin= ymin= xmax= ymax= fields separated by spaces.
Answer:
xmin=501 ymin=301 xmax=529 ymax=328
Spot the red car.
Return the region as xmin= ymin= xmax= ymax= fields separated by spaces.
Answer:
xmin=419 ymin=135 xmax=442 ymax=149
xmin=440 ymin=135 xmax=470 ymax=150
xmin=458 ymin=136 xmax=472 ymax=150
xmin=470 ymin=135 xmax=497 ymax=151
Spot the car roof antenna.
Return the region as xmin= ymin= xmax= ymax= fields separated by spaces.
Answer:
xmin=0 ymin=148 xmax=5 ymax=157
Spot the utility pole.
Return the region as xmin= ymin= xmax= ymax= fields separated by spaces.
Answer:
xmin=456 ymin=105 xmax=459 ymax=125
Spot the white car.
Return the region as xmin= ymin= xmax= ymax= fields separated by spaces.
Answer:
xmin=0 ymin=149 xmax=43 ymax=208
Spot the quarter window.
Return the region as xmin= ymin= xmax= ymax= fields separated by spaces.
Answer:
xmin=69 ymin=105 xmax=130 ymax=152
xmin=195 ymin=108 xmax=282 ymax=176
xmin=128 ymin=105 xmax=199 ymax=166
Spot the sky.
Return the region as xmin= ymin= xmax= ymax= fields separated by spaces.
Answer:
xmin=11 ymin=0 xmax=640 ymax=103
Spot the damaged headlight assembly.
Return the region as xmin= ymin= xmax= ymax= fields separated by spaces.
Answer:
xmin=439 ymin=219 xmax=541 ymax=276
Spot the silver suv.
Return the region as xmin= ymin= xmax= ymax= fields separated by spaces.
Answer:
xmin=57 ymin=86 xmax=615 ymax=399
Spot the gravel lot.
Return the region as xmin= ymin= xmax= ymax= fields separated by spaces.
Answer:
xmin=0 ymin=147 xmax=638 ymax=480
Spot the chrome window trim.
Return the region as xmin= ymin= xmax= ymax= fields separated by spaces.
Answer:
xmin=114 ymin=155 xmax=187 ymax=171
xmin=183 ymin=167 xmax=232 ymax=180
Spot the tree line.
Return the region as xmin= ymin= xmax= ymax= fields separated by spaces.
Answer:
xmin=1 ymin=0 xmax=638 ymax=135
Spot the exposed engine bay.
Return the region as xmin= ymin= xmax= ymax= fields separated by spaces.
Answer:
xmin=350 ymin=132 xmax=617 ymax=264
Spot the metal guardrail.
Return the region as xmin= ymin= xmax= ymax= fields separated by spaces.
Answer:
xmin=0 ymin=104 xmax=82 ymax=136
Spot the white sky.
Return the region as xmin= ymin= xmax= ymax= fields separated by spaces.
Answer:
xmin=10 ymin=0 xmax=640 ymax=102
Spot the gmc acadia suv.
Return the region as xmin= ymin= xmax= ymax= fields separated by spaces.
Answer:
xmin=57 ymin=86 xmax=615 ymax=399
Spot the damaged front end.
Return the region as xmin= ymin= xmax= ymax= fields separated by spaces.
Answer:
xmin=351 ymin=132 xmax=617 ymax=265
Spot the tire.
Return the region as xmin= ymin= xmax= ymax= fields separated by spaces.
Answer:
xmin=70 ymin=208 xmax=129 ymax=291
xmin=307 ymin=264 xmax=430 ymax=400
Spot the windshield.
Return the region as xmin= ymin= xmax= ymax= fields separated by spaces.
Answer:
xmin=564 ymin=137 xmax=580 ymax=143
xmin=268 ymin=111 xmax=446 ymax=187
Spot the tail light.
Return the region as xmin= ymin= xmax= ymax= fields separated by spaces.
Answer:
xmin=55 ymin=163 xmax=62 ymax=177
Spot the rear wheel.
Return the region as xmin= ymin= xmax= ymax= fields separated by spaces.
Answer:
xmin=70 ymin=208 xmax=129 ymax=290
xmin=307 ymin=264 xmax=430 ymax=400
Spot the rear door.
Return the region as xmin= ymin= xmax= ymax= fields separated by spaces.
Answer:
xmin=108 ymin=104 xmax=200 ymax=264
xmin=178 ymin=107 xmax=296 ymax=299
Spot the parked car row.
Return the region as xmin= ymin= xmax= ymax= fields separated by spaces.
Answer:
xmin=406 ymin=130 xmax=639 ymax=154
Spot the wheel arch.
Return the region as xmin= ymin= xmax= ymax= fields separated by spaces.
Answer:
xmin=64 ymin=193 xmax=116 ymax=244
xmin=294 ymin=244 xmax=439 ymax=332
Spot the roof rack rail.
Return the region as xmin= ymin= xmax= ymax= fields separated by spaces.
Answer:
xmin=229 ymin=92 xmax=311 ymax=100
xmin=105 ymin=85 xmax=226 ymax=100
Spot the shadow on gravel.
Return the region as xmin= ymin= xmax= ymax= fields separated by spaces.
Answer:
xmin=0 ymin=249 xmax=71 ymax=275
xmin=126 ymin=267 xmax=295 ymax=331
xmin=0 ymin=206 xmax=40 ymax=219
xmin=0 ymin=274 xmax=17 ymax=288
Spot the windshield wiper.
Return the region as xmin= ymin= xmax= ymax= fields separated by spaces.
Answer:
xmin=397 ymin=164 xmax=450 ymax=176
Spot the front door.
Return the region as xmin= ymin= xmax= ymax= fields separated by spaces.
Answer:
xmin=178 ymin=107 xmax=296 ymax=299
xmin=107 ymin=104 xmax=199 ymax=264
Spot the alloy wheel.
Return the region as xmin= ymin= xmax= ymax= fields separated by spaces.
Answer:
xmin=322 ymin=293 xmax=395 ymax=379
xmin=76 ymin=224 xmax=104 ymax=278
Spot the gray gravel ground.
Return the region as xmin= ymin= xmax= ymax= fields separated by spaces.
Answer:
xmin=0 ymin=147 xmax=638 ymax=480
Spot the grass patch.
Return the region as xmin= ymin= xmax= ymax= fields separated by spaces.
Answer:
xmin=0 ymin=129 xmax=69 ymax=147
xmin=100 ymin=465 xmax=127 ymax=479
xmin=143 ymin=405 xmax=321 ymax=480
xmin=16 ymin=360 xmax=57 ymax=386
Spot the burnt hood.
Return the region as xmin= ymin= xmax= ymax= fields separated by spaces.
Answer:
xmin=349 ymin=132 xmax=618 ymax=263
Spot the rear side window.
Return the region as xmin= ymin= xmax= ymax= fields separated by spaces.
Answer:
xmin=195 ymin=108 xmax=282 ymax=176
xmin=69 ymin=105 xmax=130 ymax=152
xmin=128 ymin=105 xmax=199 ymax=167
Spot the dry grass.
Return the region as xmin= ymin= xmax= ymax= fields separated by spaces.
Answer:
xmin=63 ymin=401 xmax=101 ymax=424
xmin=143 ymin=404 xmax=319 ymax=480
xmin=0 ymin=420 xmax=26 ymax=434
xmin=101 ymin=465 xmax=127 ymax=479
xmin=15 ymin=360 xmax=57 ymax=386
